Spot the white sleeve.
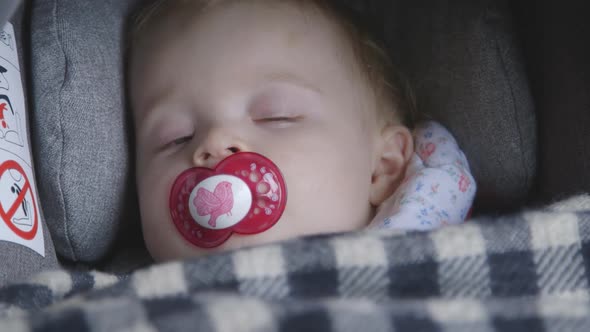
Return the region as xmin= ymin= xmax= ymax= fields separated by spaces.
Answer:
xmin=369 ymin=122 xmax=476 ymax=231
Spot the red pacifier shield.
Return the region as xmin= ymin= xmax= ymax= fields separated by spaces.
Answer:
xmin=169 ymin=152 xmax=287 ymax=248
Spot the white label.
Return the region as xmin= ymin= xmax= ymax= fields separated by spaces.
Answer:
xmin=189 ymin=175 xmax=252 ymax=230
xmin=0 ymin=23 xmax=44 ymax=256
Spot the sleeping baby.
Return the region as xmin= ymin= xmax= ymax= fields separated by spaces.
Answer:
xmin=128 ymin=0 xmax=476 ymax=261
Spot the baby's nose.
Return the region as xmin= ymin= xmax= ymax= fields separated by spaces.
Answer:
xmin=192 ymin=131 xmax=248 ymax=168
xmin=194 ymin=146 xmax=241 ymax=167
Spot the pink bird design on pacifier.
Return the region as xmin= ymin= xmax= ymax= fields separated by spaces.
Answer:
xmin=169 ymin=152 xmax=287 ymax=248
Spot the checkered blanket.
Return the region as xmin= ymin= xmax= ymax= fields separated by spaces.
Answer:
xmin=1 ymin=195 xmax=590 ymax=331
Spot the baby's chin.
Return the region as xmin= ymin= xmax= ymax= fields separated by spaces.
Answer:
xmin=148 ymin=220 xmax=304 ymax=262
xmin=147 ymin=211 xmax=369 ymax=262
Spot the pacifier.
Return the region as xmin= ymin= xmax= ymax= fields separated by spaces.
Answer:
xmin=169 ymin=152 xmax=287 ymax=248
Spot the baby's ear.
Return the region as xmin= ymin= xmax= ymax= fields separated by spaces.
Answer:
xmin=369 ymin=125 xmax=414 ymax=206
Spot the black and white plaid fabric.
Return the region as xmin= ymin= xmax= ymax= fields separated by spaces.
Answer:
xmin=1 ymin=195 xmax=590 ymax=331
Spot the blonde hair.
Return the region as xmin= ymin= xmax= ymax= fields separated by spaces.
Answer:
xmin=130 ymin=0 xmax=416 ymax=127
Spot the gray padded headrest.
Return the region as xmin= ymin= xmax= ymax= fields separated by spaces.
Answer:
xmin=346 ymin=0 xmax=537 ymax=212
xmin=0 ymin=0 xmax=21 ymax=28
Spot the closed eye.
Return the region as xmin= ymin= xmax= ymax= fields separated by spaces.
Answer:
xmin=161 ymin=135 xmax=193 ymax=151
xmin=255 ymin=116 xmax=302 ymax=123
xmin=172 ymin=136 xmax=193 ymax=145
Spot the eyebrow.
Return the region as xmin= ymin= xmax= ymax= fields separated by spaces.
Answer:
xmin=133 ymin=89 xmax=177 ymax=144
xmin=262 ymin=71 xmax=323 ymax=95
xmin=133 ymin=82 xmax=176 ymax=126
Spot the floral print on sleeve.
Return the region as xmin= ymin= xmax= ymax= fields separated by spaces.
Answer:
xmin=369 ymin=121 xmax=476 ymax=231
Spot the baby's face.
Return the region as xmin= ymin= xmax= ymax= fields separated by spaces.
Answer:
xmin=131 ymin=2 xmax=384 ymax=261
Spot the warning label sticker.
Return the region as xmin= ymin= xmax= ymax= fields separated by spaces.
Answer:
xmin=0 ymin=23 xmax=44 ymax=256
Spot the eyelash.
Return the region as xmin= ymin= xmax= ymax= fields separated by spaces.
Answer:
xmin=161 ymin=135 xmax=193 ymax=151
xmin=255 ymin=116 xmax=302 ymax=124
xmin=172 ymin=136 xmax=193 ymax=145
xmin=159 ymin=115 xmax=300 ymax=151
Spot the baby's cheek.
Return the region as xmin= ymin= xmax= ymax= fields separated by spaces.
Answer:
xmin=331 ymin=180 xmax=372 ymax=230
xmin=325 ymin=160 xmax=374 ymax=229
xmin=286 ymin=162 xmax=368 ymax=233
xmin=137 ymin=169 xmax=179 ymax=260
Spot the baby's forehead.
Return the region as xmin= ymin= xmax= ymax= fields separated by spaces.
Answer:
xmin=130 ymin=1 xmax=389 ymax=122
xmin=132 ymin=1 xmax=364 ymax=81
xmin=135 ymin=1 xmax=355 ymax=52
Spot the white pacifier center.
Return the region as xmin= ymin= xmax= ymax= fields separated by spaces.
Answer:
xmin=188 ymin=175 xmax=252 ymax=230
